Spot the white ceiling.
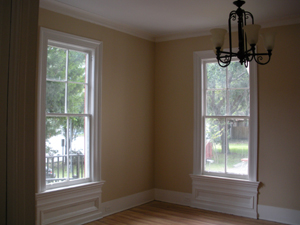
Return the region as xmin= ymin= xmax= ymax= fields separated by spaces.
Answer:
xmin=40 ymin=0 xmax=300 ymax=42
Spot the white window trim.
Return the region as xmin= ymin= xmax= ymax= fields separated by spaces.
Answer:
xmin=36 ymin=28 xmax=104 ymax=224
xmin=191 ymin=50 xmax=259 ymax=218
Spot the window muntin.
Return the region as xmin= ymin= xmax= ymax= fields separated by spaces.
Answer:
xmin=203 ymin=60 xmax=250 ymax=179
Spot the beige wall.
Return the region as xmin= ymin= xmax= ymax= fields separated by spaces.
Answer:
xmin=154 ymin=24 xmax=300 ymax=211
xmin=154 ymin=37 xmax=204 ymax=193
xmin=258 ymin=25 xmax=300 ymax=210
xmin=38 ymin=8 xmax=300 ymax=211
xmin=39 ymin=8 xmax=155 ymax=202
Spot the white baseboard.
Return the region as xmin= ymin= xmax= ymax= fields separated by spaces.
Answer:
xmin=101 ymin=189 xmax=154 ymax=217
xmin=154 ymin=188 xmax=192 ymax=206
xmin=258 ymin=205 xmax=300 ymax=225
xmin=85 ymin=188 xmax=300 ymax=225
xmin=154 ymin=188 xmax=300 ymax=225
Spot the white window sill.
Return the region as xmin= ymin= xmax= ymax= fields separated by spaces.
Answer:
xmin=38 ymin=181 xmax=104 ymax=194
xmin=192 ymin=174 xmax=256 ymax=183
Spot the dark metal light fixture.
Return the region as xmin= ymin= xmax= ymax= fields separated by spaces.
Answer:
xmin=211 ymin=0 xmax=276 ymax=67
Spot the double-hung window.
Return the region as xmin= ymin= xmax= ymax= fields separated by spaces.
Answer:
xmin=191 ymin=50 xmax=259 ymax=218
xmin=37 ymin=28 xmax=102 ymax=192
xmin=203 ymin=59 xmax=250 ymax=179
xmin=193 ymin=50 xmax=258 ymax=180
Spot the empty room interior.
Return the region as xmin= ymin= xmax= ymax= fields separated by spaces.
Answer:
xmin=2 ymin=0 xmax=300 ymax=224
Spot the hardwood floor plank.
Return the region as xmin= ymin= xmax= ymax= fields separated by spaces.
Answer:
xmin=97 ymin=217 xmax=127 ymax=225
xmin=115 ymin=212 xmax=158 ymax=225
xmin=135 ymin=203 xmax=244 ymax=225
xmin=131 ymin=207 xmax=212 ymax=225
xmin=85 ymin=201 xmax=286 ymax=225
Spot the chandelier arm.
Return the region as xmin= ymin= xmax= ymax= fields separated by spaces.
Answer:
xmin=218 ymin=57 xmax=231 ymax=65
xmin=217 ymin=60 xmax=231 ymax=68
xmin=245 ymin=46 xmax=256 ymax=62
xmin=245 ymin=11 xmax=255 ymax=63
xmin=216 ymin=48 xmax=232 ymax=68
xmin=245 ymin=47 xmax=255 ymax=54
xmin=218 ymin=56 xmax=232 ymax=63
xmin=218 ymin=50 xmax=238 ymax=56
xmin=252 ymin=51 xmax=272 ymax=65
xmin=244 ymin=11 xmax=254 ymax=24
xmin=235 ymin=6 xmax=247 ymax=65
xmin=246 ymin=53 xmax=254 ymax=63
xmin=243 ymin=11 xmax=250 ymax=54
xmin=244 ymin=60 xmax=249 ymax=68
xmin=229 ymin=11 xmax=237 ymax=22
xmin=218 ymin=55 xmax=237 ymax=62
xmin=228 ymin=11 xmax=236 ymax=61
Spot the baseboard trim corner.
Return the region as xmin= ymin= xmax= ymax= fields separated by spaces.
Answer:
xmin=154 ymin=188 xmax=192 ymax=206
xmin=101 ymin=189 xmax=154 ymax=217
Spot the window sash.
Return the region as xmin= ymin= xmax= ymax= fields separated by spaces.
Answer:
xmin=45 ymin=114 xmax=91 ymax=189
xmin=203 ymin=60 xmax=250 ymax=117
xmin=46 ymin=45 xmax=89 ymax=115
xmin=203 ymin=115 xmax=250 ymax=179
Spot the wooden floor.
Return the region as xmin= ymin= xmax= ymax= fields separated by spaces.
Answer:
xmin=85 ymin=201 xmax=286 ymax=225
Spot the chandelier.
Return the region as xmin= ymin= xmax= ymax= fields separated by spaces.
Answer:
xmin=210 ymin=0 xmax=276 ymax=67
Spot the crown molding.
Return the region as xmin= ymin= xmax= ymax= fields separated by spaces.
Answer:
xmin=40 ymin=0 xmax=300 ymax=43
xmin=155 ymin=17 xmax=300 ymax=42
xmin=39 ymin=0 xmax=155 ymax=41
xmin=260 ymin=17 xmax=300 ymax=29
xmin=155 ymin=30 xmax=212 ymax=43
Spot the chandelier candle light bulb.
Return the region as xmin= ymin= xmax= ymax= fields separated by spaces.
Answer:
xmin=210 ymin=28 xmax=227 ymax=49
xmin=261 ymin=32 xmax=276 ymax=51
xmin=243 ymin=24 xmax=261 ymax=45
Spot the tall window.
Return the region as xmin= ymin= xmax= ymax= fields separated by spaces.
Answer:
xmin=203 ymin=60 xmax=250 ymax=178
xmin=193 ymin=50 xmax=257 ymax=181
xmin=37 ymin=28 xmax=102 ymax=191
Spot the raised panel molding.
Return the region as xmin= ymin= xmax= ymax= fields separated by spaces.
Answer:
xmin=36 ymin=181 xmax=105 ymax=225
xmin=190 ymin=174 xmax=260 ymax=219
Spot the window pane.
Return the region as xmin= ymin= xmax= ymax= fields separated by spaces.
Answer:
xmin=46 ymin=81 xmax=65 ymax=113
xmin=206 ymin=90 xmax=226 ymax=116
xmin=47 ymin=46 xmax=66 ymax=80
xmin=228 ymin=89 xmax=250 ymax=116
xmin=228 ymin=62 xmax=249 ymax=88
xmin=67 ymin=83 xmax=86 ymax=114
xmin=69 ymin=117 xmax=88 ymax=180
xmin=205 ymin=118 xmax=225 ymax=173
xmin=45 ymin=117 xmax=67 ymax=185
xmin=206 ymin=62 xmax=226 ymax=89
xmin=226 ymin=118 xmax=249 ymax=175
xmin=68 ymin=50 xmax=87 ymax=83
